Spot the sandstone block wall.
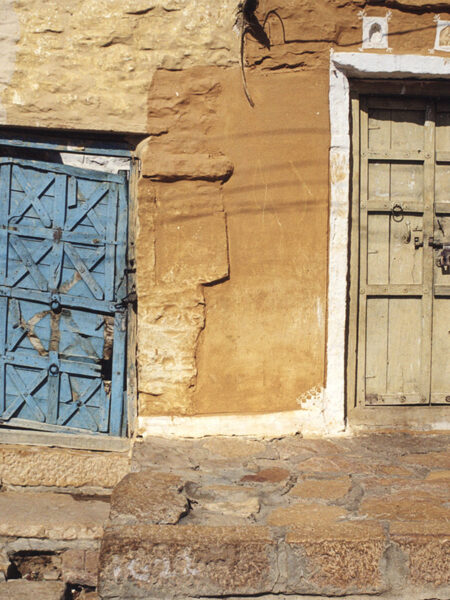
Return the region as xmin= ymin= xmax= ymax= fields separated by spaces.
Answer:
xmin=0 ymin=0 xmax=449 ymax=431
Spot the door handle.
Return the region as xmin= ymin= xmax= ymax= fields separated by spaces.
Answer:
xmin=428 ymin=236 xmax=443 ymax=249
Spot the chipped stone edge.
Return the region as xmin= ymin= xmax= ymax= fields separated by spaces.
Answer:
xmin=325 ymin=51 xmax=450 ymax=435
xmin=137 ymin=406 xmax=329 ymax=439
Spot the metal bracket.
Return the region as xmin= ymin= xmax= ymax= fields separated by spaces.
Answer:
xmin=114 ymin=291 xmax=137 ymax=311
xmin=436 ymin=245 xmax=450 ymax=274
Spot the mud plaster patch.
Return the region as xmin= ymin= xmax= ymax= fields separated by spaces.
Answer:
xmin=296 ymin=385 xmax=323 ymax=409
xmin=0 ymin=0 xmax=19 ymax=122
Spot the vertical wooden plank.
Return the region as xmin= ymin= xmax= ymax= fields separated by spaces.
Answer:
xmin=109 ymin=309 xmax=126 ymax=436
xmin=436 ymin=104 xmax=450 ymax=153
xmin=109 ymin=174 xmax=128 ymax=436
xmin=356 ymin=99 xmax=370 ymax=407
xmin=368 ymin=108 xmax=391 ymax=150
xmin=104 ymin=185 xmax=118 ymax=302
xmin=389 ymin=214 xmax=423 ymax=285
xmin=67 ymin=176 xmax=77 ymax=208
xmin=365 ymin=297 xmax=388 ymax=396
xmin=126 ymin=158 xmax=138 ymax=436
xmin=431 ymin=102 xmax=450 ymax=404
xmin=435 ymin=164 xmax=450 ymax=206
xmin=387 ymin=298 xmax=422 ymax=396
xmin=0 ymin=296 xmax=8 ymax=415
xmin=391 ymin=163 xmax=424 ymax=206
xmin=0 ymin=164 xmax=12 ymax=285
xmin=430 ymin=298 xmax=450 ymax=403
xmin=115 ymin=175 xmax=128 ymax=302
xmin=421 ymin=103 xmax=436 ymax=405
xmin=433 ymin=214 xmax=450 ymax=288
xmin=391 ymin=109 xmax=425 ymax=151
xmin=49 ymin=174 xmax=66 ymax=291
xmin=367 ymin=213 xmax=390 ymax=285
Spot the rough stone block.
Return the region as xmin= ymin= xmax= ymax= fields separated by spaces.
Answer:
xmin=61 ymin=549 xmax=99 ymax=587
xmin=0 ymin=580 xmax=65 ymax=600
xmin=289 ymin=476 xmax=351 ymax=500
xmin=99 ymin=525 xmax=277 ymax=599
xmin=390 ymin=521 xmax=450 ymax=587
xmin=0 ymin=492 xmax=109 ymax=540
xmin=201 ymin=437 xmax=266 ymax=458
xmin=155 ymin=212 xmax=229 ymax=285
xmin=399 ymin=451 xmax=450 ymax=469
xmin=141 ymin=151 xmax=233 ymax=182
xmin=109 ymin=469 xmax=188 ymax=525
xmin=267 ymin=504 xmax=348 ymax=527
xmin=241 ymin=467 xmax=290 ymax=483
xmin=360 ymin=491 xmax=450 ymax=521
xmin=0 ymin=445 xmax=129 ymax=489
xmin=285 ymin=522 xmax=387 ymax=595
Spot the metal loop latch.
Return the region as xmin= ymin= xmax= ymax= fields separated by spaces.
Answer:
xmin=50 ymin=294 xmax=61 ymax=312
xmin=391 ymin=204 xmax=404 ymax=222
xmin=49 ymin=363 xmax=59 ymax=376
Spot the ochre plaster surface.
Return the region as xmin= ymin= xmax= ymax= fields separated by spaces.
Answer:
xmin=0 ymin=1 xmax=449 ymax=425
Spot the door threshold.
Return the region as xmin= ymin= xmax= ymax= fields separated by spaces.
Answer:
xmin=0 ymin=427 xmax=130 ymax=452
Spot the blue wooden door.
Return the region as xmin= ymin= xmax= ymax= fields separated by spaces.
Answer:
xmin=0 ymin=157 xmax=128 ymax=436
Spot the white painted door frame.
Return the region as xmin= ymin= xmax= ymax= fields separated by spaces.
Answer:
xmin=325 ymin=51 xmax=450 ymax=433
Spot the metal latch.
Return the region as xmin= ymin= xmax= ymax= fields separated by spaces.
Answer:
xmin=114 ymin=291 xmax=137 ymax=310
xmin=436 ymin=245 xmax=450 ymax=275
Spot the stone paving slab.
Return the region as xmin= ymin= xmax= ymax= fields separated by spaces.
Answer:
xmin=99 ymin=433 xmax=450 ymax=599
xmin=0 ymin=492 xmax=109 ymax=540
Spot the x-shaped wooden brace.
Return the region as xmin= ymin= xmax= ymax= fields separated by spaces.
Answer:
xmin=60 ymin=310 xmax=100 ymax=360
xmin=11 ymin=169 xmax=54 ymax=228
xmin=8 ymin=298 xmax=48 ymax=355
xmin=65 ymin=183 xmax=109 ymax=235
xmin=3 ymin=366 xmax=47 ymax=422
xmin=57 ymin=376 xmax=102 ymax=430
xmin=64 ymin=244 xmax=104 ymax=300
xmin=8 ymin=239 xmax=53 ymax=290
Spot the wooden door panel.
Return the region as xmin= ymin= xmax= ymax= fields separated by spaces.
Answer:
xmin=366 ymin=213 xmax=423 ymax=285
xmin=430 ymin=298 xmax=450 ymax=404
xmin=365 ymin=297 xmax=424 ymax=405
xmin=391 ymin=163 xmax=424 ymax=206
xmin=436 ymin=104 xmax=450 ymax=152
xmin=386 ymin=298 xmax=423 ymax=397
xmin=435 ymin=164 xmax=450 ymax=206
xmin=391 ymin=110 xmax=425 ymax=151
xmin=350 ymin=90 xmax=450 ymax=424
xmin=367 ymin=105 xmax=426 ymax=151
xmin=0 ymin=158 xmax=128 ymax=436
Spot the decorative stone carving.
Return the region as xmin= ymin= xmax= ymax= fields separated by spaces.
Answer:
xmin=362 ymin=16 xmax=389 ymax=50
xmin=434 ymin=19 xmax=450 ymax=52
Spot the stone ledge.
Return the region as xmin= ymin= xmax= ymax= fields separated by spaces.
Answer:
xmin=0 ymin=580 xmax=65 ymax=600
xmin=0 ymin=445 xmax=129 ymax=489
xmin=99 ymin=525 xmax=277 ymax=599
xmin=0 ymin=492 xmax=109 ymax=541
xmin=390 ymin=521 xmax=450 ymax=587
xmin=141 ymin=152 xmax=234 ymax=182
xmin=285 ymin=522 xmax=387 ymax=596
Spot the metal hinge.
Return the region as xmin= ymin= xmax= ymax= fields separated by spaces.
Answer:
xmin=114 ymin=291 xmax=137 ymax=310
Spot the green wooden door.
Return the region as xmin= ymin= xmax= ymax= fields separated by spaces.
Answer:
xmin=351 ymin=95 xmax=450 ymax=421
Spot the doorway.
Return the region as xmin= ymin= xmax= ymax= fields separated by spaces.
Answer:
xmin=348 ymin=87 xmax=450 ymax=426
xmin=0 ymin=134 xmax=133 ymax=439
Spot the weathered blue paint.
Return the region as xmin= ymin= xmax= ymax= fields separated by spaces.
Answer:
xmin=0 ymin=136 xmax=132 ymax=158
xmin=0 ymin=157 xmax=128 ymax=436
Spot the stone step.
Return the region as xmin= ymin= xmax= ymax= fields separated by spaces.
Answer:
xmin=0 ymin=580 xmax=65 ymax=600
xmin=0 ymin=491 xmax=108 ymax=588
xmin=98 ymin=433 xmax=450 ymax=600
xmin=0 ymin=491 xmax=109 ymax=542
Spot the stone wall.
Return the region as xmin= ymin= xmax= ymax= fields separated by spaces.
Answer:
xmin=0 ymin=0 xmax=449 ymax=434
